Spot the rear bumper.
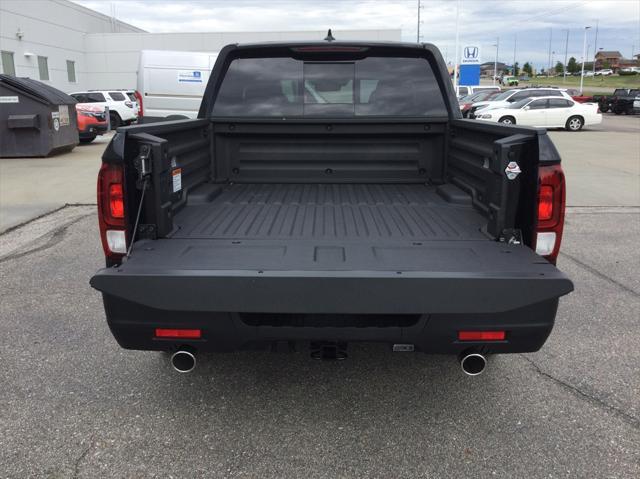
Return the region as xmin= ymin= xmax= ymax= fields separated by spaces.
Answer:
xmin=100 ymin=293 xmax=561 ymax=354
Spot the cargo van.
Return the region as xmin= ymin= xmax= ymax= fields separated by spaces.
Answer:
xmin=136 ymin=50 xmax=218 ymax=119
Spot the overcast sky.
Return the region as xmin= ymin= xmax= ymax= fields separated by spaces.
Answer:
xmin=74 ymin=0 xmax=640 ymax=68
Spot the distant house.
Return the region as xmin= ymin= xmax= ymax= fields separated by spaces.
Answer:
xmin=594 ymin=51 xmax=623 ymax=70
xmin=480 ymin=61 xmax=509 ymax=77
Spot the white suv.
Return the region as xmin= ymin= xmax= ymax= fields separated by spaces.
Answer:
xmin=70 ymin=90 xmax=138 ymax=129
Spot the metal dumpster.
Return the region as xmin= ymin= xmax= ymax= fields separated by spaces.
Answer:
xmin=0 ymin=74 xmax=79 ymax=157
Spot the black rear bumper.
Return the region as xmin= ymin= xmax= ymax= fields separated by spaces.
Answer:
xmin=101 ymin=294 xmax=560 ymax=354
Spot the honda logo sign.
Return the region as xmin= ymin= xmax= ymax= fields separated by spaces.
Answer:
xmin=461 ymin=45 xmax=481 ymax=65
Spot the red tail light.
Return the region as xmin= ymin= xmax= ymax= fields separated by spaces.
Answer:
xmin=109 ymin=184 xmax=124 ymax=218
xmin=458 ymin=331 xmax=506 ymax=341
xmin=134 ymin=90 xmax=143 ymax=117
xmin=97 ymin=162 xmax=127 ymax=263
xmin=155 ymin=328 xmax=202 ymax=339
xmin=534 ymin=164 xmax=566 ymax=264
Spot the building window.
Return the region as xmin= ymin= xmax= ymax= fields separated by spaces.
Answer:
xmin=66 ymin=60 xmax=76 ymax=83
xmin=1 ymin=51 xmax=15 ymax=76
xmin=38 ymin=56 xmax=49 ymax=81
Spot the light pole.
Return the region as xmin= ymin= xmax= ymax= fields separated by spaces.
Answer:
xmin=551 ymin=51 xmax=556 ymax=75
xmin=513 ymin=34 xmax=517 ymax=75
xmin=592 ymin=19 xmax=599 ymax=74
xmin=453 ymin=0 xmax=461 ymax=94
xmin=580 ymin=26 xmax=591 ymax=94
xmin=563 ymin=29 xmax=569 ymax=82
xmin=493 ymin=37 xmax=499 ymax=86
xmin=547 ymin=28 xmax=553 ymax=78
xmin=416 ymin=0 xmax=423 ymax=43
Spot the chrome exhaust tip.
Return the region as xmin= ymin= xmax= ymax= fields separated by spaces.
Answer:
xmin=170 ymin=350 xmax=196 ymax=373
xmin=459 ymin=351 xmax=487 ymax=376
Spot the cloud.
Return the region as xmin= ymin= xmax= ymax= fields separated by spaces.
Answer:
xmin=73 ymin=0 xmax=640 ymax=67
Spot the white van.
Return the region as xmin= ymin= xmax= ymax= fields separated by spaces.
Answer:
xmin=137 ymin=50 xmax=218 ymax=119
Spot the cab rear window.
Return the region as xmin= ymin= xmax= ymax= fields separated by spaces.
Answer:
xmin=212 ymin=56 xmax=447 ymax=117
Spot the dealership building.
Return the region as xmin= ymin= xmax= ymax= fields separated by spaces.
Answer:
xmin=0 ymin=0 xmax=401 ymax=93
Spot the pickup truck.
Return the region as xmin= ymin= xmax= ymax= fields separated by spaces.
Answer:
xmin=593 ymin=88 xmax=630 ymax=113
xmin=610 ymin=89 xmax=640 ymax=115
xmin=90 ymin=41 xmax=573 ymax=376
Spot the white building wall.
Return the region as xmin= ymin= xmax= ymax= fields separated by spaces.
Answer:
xmin=0 ymin=0 xmax=143 ymax=91
xmin=83 ymin=29 xmax=403 ymax=90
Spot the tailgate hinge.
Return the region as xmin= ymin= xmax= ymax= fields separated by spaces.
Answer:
xmin=133 ymin=144 xmax=152 ymax=189
xmin=499 ymin=228 xmax=523 ymax=245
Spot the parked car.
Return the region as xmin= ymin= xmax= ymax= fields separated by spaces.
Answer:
xmin=476 ymin=96 xmax=602 ymax=131
xmin=610 ymin=89 xmax=640 ymax=114
xmin=518 ymin=75 xmax=531 ymax=82
xmin=593 ymin=88 xmax=630 ymax=112
xmin=595 ymin=69 xmax=614 ymax=76
xmin=457 ymin=85 xmax=501 ymax=98
xmin=89 ymin=40 xmax=573 ymax=375
xmin=582 ymin=71 xmax=595 ymax=77
xmin=76 ymin=103 xmax=109 ymax=143
xmin=469 ymin=87 xmax=572 ymax=118
xmin=500 ymin=76 xmax=519 ymax=86
xmin=619 ymin=67 xmax=640 ymax=75
xmin=565 ymin=89 xmax=593 ymax=103
xmin=459 ymin=90 xmax=501 ymax=117
xmin=69 ymin=90 xmax=137 ymax=129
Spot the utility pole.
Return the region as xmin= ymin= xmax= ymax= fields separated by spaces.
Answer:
xmin=416 ymin=0 xmax=422 ymax=43
xmin=580 ymin=26 xmax=591 ymax=94
xmin=493 ymin=37 xmax=499 ymax=86
xmin=513 ymin=34 xmax=517 ymax=75
xmin=563 ymin=29 xmax=569 ymax=82
xmin=453 ymin=0 xmax=461 ymax=94
xmin=592 ymin=19 xmax=599 ymax=74
xmin=547 ymin=28 xmax=553 ymax=78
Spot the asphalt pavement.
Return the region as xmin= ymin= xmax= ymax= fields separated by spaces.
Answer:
xmin=0 ymin=115 xmax=639 ymax=477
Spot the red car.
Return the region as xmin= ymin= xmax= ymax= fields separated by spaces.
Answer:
xmin=565 ymin=89 xmax=593 ymax=103
xmin=76 ymin=103 xmax=109 ymax=143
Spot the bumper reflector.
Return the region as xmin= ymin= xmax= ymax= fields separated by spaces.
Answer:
xmin=155 ymin=328 xmax=202 ymax=339
xmin=458 ymin=330 xmax=506 ymax=341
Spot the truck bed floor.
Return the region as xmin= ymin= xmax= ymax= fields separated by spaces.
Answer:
xmin=172 ymin=183 xmax=486 ymax=242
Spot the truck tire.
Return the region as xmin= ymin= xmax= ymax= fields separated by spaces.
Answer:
xmin=109 ymin=112 xmax=121 ymax=129
xmin=499 ymin=116 xmax=516 ymax=125
xmin=565 ymin=116 xmax=584 ymax=131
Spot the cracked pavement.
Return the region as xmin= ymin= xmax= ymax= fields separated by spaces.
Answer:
xmin=0 ymin=205 xmax=638 ymax=478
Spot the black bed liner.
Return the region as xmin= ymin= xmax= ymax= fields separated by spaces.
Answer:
xmin=172 ymin=183 xmax=487 ymax=241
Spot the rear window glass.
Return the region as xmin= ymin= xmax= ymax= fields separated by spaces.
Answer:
xmin=108 ymin=92 xmax=126 ymax=101
xmin=212 ymin=56 xmax=447 ymax=117
xmin=126 ymin=92 xmax=137 ymax=101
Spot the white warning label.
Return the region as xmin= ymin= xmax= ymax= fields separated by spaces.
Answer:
xmin=172 ymin=168 xmax=182 ymax=193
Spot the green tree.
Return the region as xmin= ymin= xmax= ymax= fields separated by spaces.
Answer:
xmin=522 ymin=62 xmax=533 ymax=76
xmin=513 ymin=62 xmax=520 ymax=76
xmin=566 ymin=57 xmax=579 ymax=74
xmin=555 ymin=61 xmax=564 ymax=74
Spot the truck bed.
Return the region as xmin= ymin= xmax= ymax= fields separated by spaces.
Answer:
xmin=165 ymin=183 xmax=488 ymax=271
xmin=174 ymin=183 xmax=485 ymax=241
